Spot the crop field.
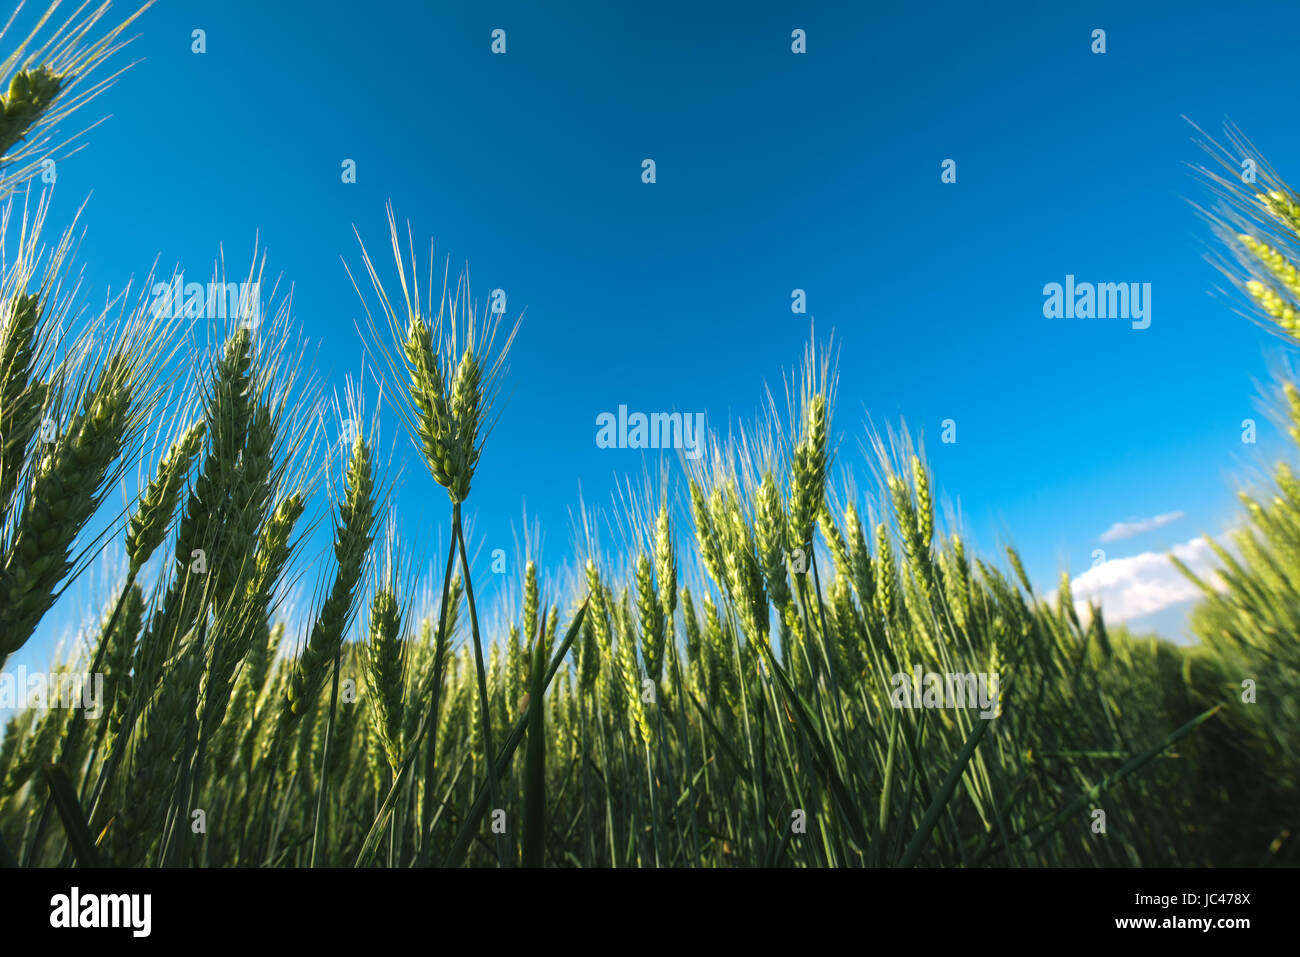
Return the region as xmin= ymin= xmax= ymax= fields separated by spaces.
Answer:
xmin=0 ymin=2 xmax=1297 ymax=870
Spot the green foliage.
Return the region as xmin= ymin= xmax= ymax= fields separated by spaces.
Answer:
xmin=0 ymin=7 xmax=1295 ymax=869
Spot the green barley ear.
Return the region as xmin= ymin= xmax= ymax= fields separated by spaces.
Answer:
xmin=0 ymin=715 xmax=24 ymax=787
xmin=245 ymin=493 xmax=304 ymax=622
xmin=506 ymin=619 xmax=524 ymax=714
xmin=1006 ymin=546 xmax=1034 ymax=596
xmin=820 ymin=502 xmax=850 ymax=577
xmin=129 ymin=328 xmax=254 ymax=700
xmin=221 ymin=612 xmax=284 ymax=773
xmin=349 ymin=206 xmax=519 ymax=504
xmin=680 ymin=586 xmax=701 ymax=669
xmin=111 ymin=639 xmax=203 ymax=863
xmin=614 ymin=595 xmax=650 ymax=746
xmin=586 ymin=565 xmax=623 ymax=722
xmin=874 ymin=522 xmax=898 ymax=623
xmin=1258 ymin=188 xmax=1300 ymax=237
xmin=700 ymin=594 xmax=724 ymax=705
xmin=1235 ymin=229 xmax=1300 ymax=335
xmin=364 ymin=586 xmax=405 ymax=772
xmin=943 ymin=534 xmax=972 ymax=635
xmin=0 ymin=343 xmax=150 ymax=663
xmin=1086 ymin=602 xmax=1110 ymax=667
xmin=404 ymin=313 xmax=456 ymax=490
xmin=578 ymin=560 xmax=606 ymax=694
xmin=911 ymin=455 xmax=934 ymax=553
xmin=787 ymin=392 xmax=828 ymax=559
xmin=441 ymin=572 xmax=464 ymax=646
xmin=584 ymin=561 xmax=612 ymax=652
xmin=102 ymin=582 xmax=144 ymax=735
xmin=577 ymin=617 xmax=600 ymax=695
xmin=447 ymin=347 xmax=483 ymax=502
xmin=655 ymin=500 xmax=677 ymax=618
xmin=0 ymin=293 xmax=48 ymax=523
xmin=1242 ymin=277 xmax=1299 ymax=335
xmin=544 ymin=602 xmax=559 ymax=667
xmin=1238 ymin=235 xmax=1300 ymax=301
xmin=1283 ymin=382 xmax=1300 ymax=447
xmin=1057 ymin=570 xmax=1080 ymax=631
xmin=690 ymin=478 xmax=725 ymax=588
xmin=0 ymin=1 xmax=155 ymax=196
xmin=754 ymin=472 xmax=792 ymax=609
xmin=830 ymin=573 xmax=864 ymax=681
xmin=636 ymin=553 xmax=665 ymax=683
xmin=171 ymin=326 xmax=254 ymax=590
xmin=701 ymin=595 xmax=737 ymax=717
xmin=488 ymin=638 xmax=505 ymax=722
xmin=844 ymin=502 xmax=875 ymax=608
xmin=1194 ymin=123 xmax=1300 ymax=343
xmin=285 ymin=431 xmax=378 ymax=720
xmin=719 ymin=485 xmax=769 ymax=645
xmin=523 ymin=559 xmax=540 ymax=642
xmin=203 ymin=489 xmax=306 ymax=740
xmin=583 ymin=563 xmax=612 ymax=708
xmin=0 ymin=67 xmax=62 ymax=157
xmin=125 ymin=419 xmax=205 ymax=574
xmin=654 ymin=501 xmax=678 ymax=680
xmin=888 ymin=472 xmax=926 ymax=579
xmin=1 ymin=704 xmax=67 ymax=798
xmin=209 ymin=393 xmax=280 ymax=601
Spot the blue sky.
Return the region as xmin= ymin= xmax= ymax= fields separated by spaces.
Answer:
xmin=11 ymin=0 xmax=1300 ymax=682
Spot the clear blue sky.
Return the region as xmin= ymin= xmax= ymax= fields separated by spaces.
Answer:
xmin=11 ymin=0 xmax=1300 ymax=681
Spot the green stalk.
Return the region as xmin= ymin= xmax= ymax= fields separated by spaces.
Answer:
xmin=452 ymin=503 xmax=503 ymax=866
xmin=310 ymin=650 xmax=343 ymax=866
xmin=898 ymin=710 xmax=993 ymax=867
xmin=418 ymin=534 xmax=460 ymax=862
xmin=521 ymin=626 xmax=547 ymax=867
xmin=441 ymin=600 xmax=587 ymax=867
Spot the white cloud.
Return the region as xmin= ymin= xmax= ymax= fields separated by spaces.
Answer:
xmin=1099 ymin=511 xmax=1185 ymax=543
xmin=1066 ymin=536 xmax=1222 ymax=623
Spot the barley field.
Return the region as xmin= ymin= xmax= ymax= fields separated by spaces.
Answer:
xmin=0 ymin=2 xmax=1297 ymax=870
